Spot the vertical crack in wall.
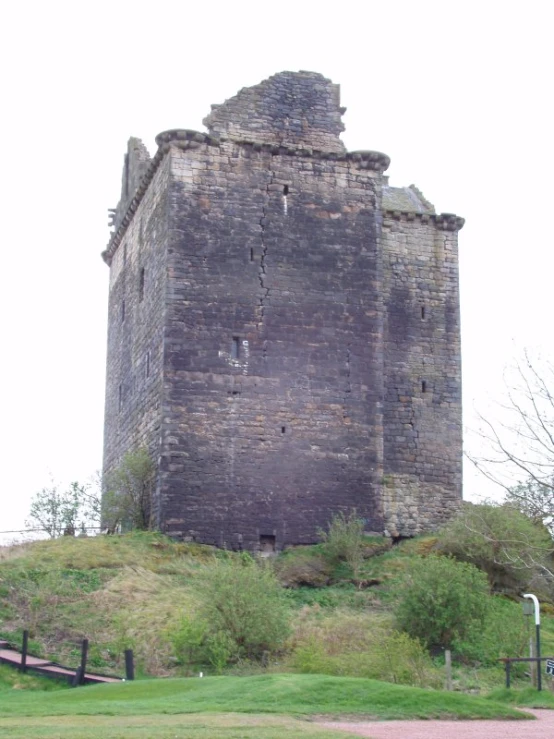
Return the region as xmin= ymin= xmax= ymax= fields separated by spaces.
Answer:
xmin=258 ymin=171 xmax=274 ymax=331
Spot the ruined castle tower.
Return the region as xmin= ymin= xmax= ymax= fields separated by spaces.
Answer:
xmin=102 ymin=71 xmax=463 ymax=550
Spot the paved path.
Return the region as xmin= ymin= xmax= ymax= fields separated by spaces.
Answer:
xmin=319 ymin=709 xmax=554 ymax=738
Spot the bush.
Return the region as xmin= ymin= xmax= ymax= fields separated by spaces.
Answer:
xmin=275 ymin=548 xmax=332 ymax=588
xmin=455 ymin=596 xmax=529 ymax=665
xmin=197 ymin=555 xmax=290 ymax=663
xmin=319 ymin=510 xmax=366 ymax=581
xmin=437 ymin=502 xmax=554 ymax=595
xmin=289 ymin=609 xmax=437 ymax=687
xmin=103 ymin=448 xmax=155 ymax=531
xmin=396 ymin=555 xmax=490 ymax=652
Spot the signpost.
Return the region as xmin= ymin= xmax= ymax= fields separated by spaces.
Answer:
xmin=546 ymin=659 xmax=554 ymax=677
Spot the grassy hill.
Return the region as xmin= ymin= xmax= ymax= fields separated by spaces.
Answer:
xmin=1 ymin=531 xmax=553 ymax=691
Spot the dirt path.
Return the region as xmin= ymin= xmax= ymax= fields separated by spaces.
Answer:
xmin=318 ymin=709 xmax=554 ymax=738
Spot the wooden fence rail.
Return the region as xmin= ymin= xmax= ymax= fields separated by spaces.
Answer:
xmin=0 ymin=632 xmax=131 ymax=686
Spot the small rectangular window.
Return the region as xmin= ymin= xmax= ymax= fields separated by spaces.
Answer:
xmin=139 ymin=267 xmax=145 ymax=302
xmin=121 ymin=300 xmax=125 ymax=323
xmin=231 ymin=337 xmax=240 ymax=360
xmin=260 ymin=534 xmax=276 ymax=553
xmin=421 ymin=305 xmax=425 ymax=320
xmin=421 ymin=380 xmax=427 ymax=393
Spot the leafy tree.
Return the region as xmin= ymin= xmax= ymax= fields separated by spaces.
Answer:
xmin=505 ymin=477 xmax=554 ymax=533
xmin=318 ymin=510 xmax=366 ymax=582
xmin=27 ymin=479 xmax=100 ymax=538
xmin=396 ymin=555 xmax=490 ymax=652
xmin=103 ymin=447 xmax=155 ymax=531
xmin=437 ymin=502 xmax=554 ymax=594
xmin=198 ymin=554 xmax=290 ymax=662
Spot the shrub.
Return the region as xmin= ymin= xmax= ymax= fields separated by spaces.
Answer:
xmin=455 ymin=596 xmax=529 ymax=665
xmin=275 ymin=548 xmax=332 ymax=588
xmin=437 ymin=502 xmax=554 ymax=595
xmin=197 ymin=555 xmax=290 ymax=663
xmin=289 ymin=609 xmax=437 ymax=687
xmin=103 ymin=448 xmax=155 ymax=531
xmin=396 ymin=555 xmax=490 ymax=652
xmin=318 ymin=510 xmax=366 ymax=581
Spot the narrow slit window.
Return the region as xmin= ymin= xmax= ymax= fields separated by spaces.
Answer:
xmin=231 ymin=337 xmax=240 ymax=360
xmin=281 ymin=426 xmax=286 ymax=434
xmin=121 ymin=300 xmax=125 ymax=323
xmin=283 ymin=185 xmax=289 ymax=215
xmin=421 ymin=305 xmax=425 ymax=320
xmin=250 ymin=248 xmax=254 ymax=262
xmin=139 ymin=267 xmax=145 ymax=301
xmin=421 ymin=380 xmax=427 ymax=393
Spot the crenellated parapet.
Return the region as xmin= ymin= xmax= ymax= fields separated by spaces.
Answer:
xmin=383 ymin=210 xmax=465 ymax=231
xmin=104 ymin=129 xmax=390 ymax=265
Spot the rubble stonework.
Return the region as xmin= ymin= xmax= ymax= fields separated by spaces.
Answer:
xmin=102 ymin=71 xmax=463 ymax=550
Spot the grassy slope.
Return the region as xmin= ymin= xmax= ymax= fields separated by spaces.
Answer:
xmin=2 ymin=533 xmax=554 ymax=690
xmin=0 ymin=664 xmax=66 ymax=692
xmin=488 ymin=687 xmax=554 ymax=709
xmin=0 ymin=674 xmax=529 ymax=720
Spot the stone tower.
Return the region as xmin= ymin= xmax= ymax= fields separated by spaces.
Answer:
xmin=102 ymin=71 xmax=463 ymax=551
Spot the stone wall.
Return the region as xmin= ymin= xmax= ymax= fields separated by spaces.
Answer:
xmin=381 ymin=207 xmax=463 ymax=536
xmin=102 ymin=71 xmax=463 ymax=549
xmin=102 ymin=152 xmax=170 ymax=525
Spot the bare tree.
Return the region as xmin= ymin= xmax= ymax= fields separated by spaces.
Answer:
xmin=468 ymin=350 xmax=554 ymax=526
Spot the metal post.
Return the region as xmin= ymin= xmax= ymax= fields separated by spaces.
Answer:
xmin=21 ymin=630 xmax=29 ymax=673
xmin=537 ymin=624 xmax=542 ymax=692
xmin=524 ymin=594 xmax=541 ymax=691
xmin=530 ymin=637 xmax=536 ymax=688
xmin=506 ymin=660 xmax=511 ymax=688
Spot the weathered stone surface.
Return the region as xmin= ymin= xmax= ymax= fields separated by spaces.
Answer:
xmin=102 ymin=71 xmax=463 ymax=551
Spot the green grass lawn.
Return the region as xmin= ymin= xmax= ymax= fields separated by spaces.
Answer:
xmin=488 ymin=686 xmax=554 ymax=709
xmin=0 ymin=673 xmax=529 ymax=721
xmin=0 ymin=714 xmax=355 ymax=739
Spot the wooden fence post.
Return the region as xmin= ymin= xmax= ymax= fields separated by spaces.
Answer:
xmin=79 ymin=639 xmax=89 ymax=685
xmin=20 ymin=630 xmax=29 ymax=673
xmin=444 ymin=649 xmax=453 ymax=691
xmin=124 ymin=649 xmax=135 ymax=680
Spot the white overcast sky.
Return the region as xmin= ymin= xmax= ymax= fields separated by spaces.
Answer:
xmin=0 ymin=0 xmax=552 ymax=540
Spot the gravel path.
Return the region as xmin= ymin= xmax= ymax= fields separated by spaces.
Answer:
xmin=318 ymin=709 xmax=554 ymax=738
